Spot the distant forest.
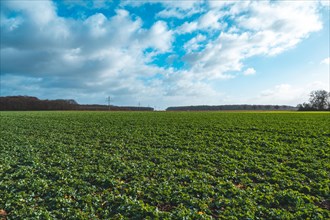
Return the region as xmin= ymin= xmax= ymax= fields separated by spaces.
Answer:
xmin=0 ymin=96 xmax=297 ymax=111
xmin=2 ymin=93 xmax=328 ymax=111
xmin=0 ymin=96 xmax=153 ymax=111
xmin=166 ymin=105 xmax=297 ymax=111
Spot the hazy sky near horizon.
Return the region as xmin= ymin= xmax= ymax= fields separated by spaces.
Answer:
xmin=1 ymin=0 xmax=329 ymax=109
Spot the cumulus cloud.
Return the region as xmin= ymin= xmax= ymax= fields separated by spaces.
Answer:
xmin=321 ymin=57 xmax=330 ymax=65
xmin=177 ymin=10 xmax=225 ymax=34
xmin=243 ymin=68 xmax=256 ymax=76
xmin=3 ymin=0 xmax=57 ymax=26
xmin=1 ymin=4 xmax=171 ymax=71
xmin=259 ymin=84 xmax=302 ymax=104
xmin=183 ymin=34 xmax=206 ymax=53
xmin=0 ymin=1 xmax=175 ymax=106
xmin=177 ymin=21 xmax=198 ymax=33
xmin=254 ymin=81 xmax=329 ymax=105
xmin=0 ymin=0 xmax=327 ymax=108
xmin=157 ymin=8 xmax=186 ymax=19
xmin=236 ymin=1 xmax=322 ymax=54
xmin=320 ymin=0 xmax=330 ymax=7
xmin=198 ymin=10 xmax=223 ymax=30
xmin=143 ymin=21 xmax=173 ymax=52
xmin=182 ymin=1 xmax=323 ymax=80
xmin=1 ymin=1 xmax=70 ymax=50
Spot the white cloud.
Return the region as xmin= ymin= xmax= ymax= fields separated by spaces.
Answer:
xmin=198 ymin=10 xmax=222 ymax=29
xmin=4 ymin=0 xmax=56 ymax=26
xmin=182 ymin=1 xmax=323 ymax=80
xmin=177 ymin=10 xmax=225 ymax=33
xmin=92 ymin=0 xmax=109 ymax=9
xmin=157 ymin=8 xmax=186 ymax=19
xmin=184 ymin=32 xmax=247 ymax=79
xmin=1 ymin=1 xmax=70 ymax=50
xmin=237 ymin=1 xmax=322 ymax=55
xmin=84 ymin=13 xmax=107 ymax=37
xmin=320 ymin=0 xmax=330 ymax=7
xmin=0 ymin=2 xmax=174 ymax=107
xmin=254 ymin=81 xmax=329 ymax=105
xmin=144 ymin=21 xmax=173 ymax=52
xmin=177 ymin=21 xmax=198 ymax=33
xmin=243 ymin=68 xmax=256 ymax=76
xmin=183 ymin=34 xmax=206 ymax=53
xmin=159 ymin=0 xmax=201 ymax=11
xmin=0 ymin=0 xmax=327 ymax=108
xmin=208 ymin=1 xmax=234 ymax=9
xmin=321 ymin=57 xmax=330 ymax=65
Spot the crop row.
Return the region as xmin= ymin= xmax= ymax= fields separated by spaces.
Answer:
xmin=1 ymin=111 xmax=329 ymax=219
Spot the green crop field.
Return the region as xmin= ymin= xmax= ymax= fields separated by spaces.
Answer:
xmin=1 ymin=111 xmax=329 ymax=219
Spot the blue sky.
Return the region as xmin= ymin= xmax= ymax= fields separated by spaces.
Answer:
xmin=1 ymin=0 xmax=329 ymax=109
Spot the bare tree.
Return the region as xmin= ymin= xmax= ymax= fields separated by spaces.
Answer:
xmin=309 ymin=90 xmax=330 ymax=110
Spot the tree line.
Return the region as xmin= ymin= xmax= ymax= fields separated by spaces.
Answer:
xmin=166 ymin=105 xmax=297 ymax=111
xmin=0 ymin=96 xmax=154 ymax=111
xmin=0 ymin=96 xmax=78 ymax=111
xmin=1 ymin=90 xmax=328 ymax=111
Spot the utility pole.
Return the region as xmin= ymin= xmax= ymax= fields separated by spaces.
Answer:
xmin=106 ymin=96 xmax=111 ymax=111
